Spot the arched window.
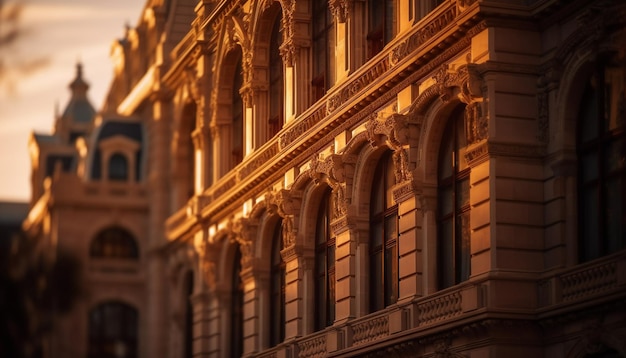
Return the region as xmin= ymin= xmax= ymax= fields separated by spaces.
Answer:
xmin=370 ymin=151 xmax=398 ymax=312
xmin=314 ymin=187 xmax=335 ymax=331
xmin=108 ymin=153 xmax=128 ymax=181
xmin=230 ymin=247 xmax=244 ymax=357
xmin=269 ymin=13 xmax=284 ymax=138
xmin=88 ymin=302 xmax=138 ymax=358
xmin=269 ymin=221 xmax=285 ymax=346
xmin=437 ymin=105 xmax=470 ymax=289
xmin=183 ymin=103 xmax=197 ymax=200
xmin=577 ymin=55 xmax=626 ymax=262
xmin=311 ymin=1 xmax=334 ymax=102
xmin=90 ymin=227 xmax=139 ymax=259
xmin=367 ymin=0 xmax=395 ymax=59
xmin=183 ymin=271 xmax=194 ymax=358
xmin=232 ymin=54 xmax=244 ymax=167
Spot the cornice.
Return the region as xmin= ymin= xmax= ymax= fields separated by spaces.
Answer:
xmin=167 ymin=2 xmax=486 ymax=236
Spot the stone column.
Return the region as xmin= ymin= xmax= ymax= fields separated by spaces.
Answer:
xmin=146 ymin=88 xmax=173 ymax=358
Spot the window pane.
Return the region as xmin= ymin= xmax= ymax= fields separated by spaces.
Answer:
xmin=581 ymin=151 xmax=599 ymax=183
xmin=605 ymin=138 xmax=625 ymax=174
xmin=371 ymin=175 xmax=384 ymax=215
xmin=580 ymin=82 xmax=599 ymax=143
xmin=370 ymin=250 xmax=383 ymax=311
xmin=456 ymin=211 xmax=471 ymax=282
xmin=385 ymin=155 xmax=396 ymax=207
xmin=439 ymin=218 xmax=453 ymax=288
xmin=384 ymin=215 xmax=397 ymax=244
xmin=384 ymin=244 xmax=398 ymax=306
xmin=456 ymin=178 xmax=470 ymax=209
xmin=604 ymin=65 xmax=624 ymax=132
xmin=580 ymin=186 xmax=600 ymax=260
xmin=109 ymin=153 xmax=128 ymax=181
xmin=604 ymin=177 xmax=625 ymax=253
xmin=438 ymin=135 xmax=453 ymax=179
xmin=439 ymin=186 xmax=453 ymax=217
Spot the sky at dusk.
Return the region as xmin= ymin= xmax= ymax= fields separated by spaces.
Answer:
xmin=0 ymin=0 xmax=145 ymax=202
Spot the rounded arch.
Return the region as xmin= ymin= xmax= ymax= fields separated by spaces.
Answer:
xmin=90 ymin=226 xmax=139 ymax=259
xmin=549 ymin=7 xmax=626 ymax=154
xmin=351 ymin=141 xmax=393 ymax=220
xmin=297 ymin=176 xmax=334 ymax=250
xmin=417 ymin=97 xmax=466 ymax=185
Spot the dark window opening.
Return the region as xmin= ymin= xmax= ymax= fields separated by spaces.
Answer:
xmin=437 ymin=105 xmax=471 ymax=289
xmin=269 ymin=13 xmax=284 ymax=138
xmin=88 ymin=302 xmax=138 ymax=358
xmin=90 ymin=227 xmax=139 ymax=259
xmin=315 ymin=188 xmax=335 ymax=331
xmin=231 ymin=247 xmax=244 ymax=357
xmin=311 ymin=1 xmax=334 ymax=102
xmin=577 ymin=54 xmax=626 ymax=262
xmin=108 ymin=153 xmax=129 ymax=181
xmin=269 ymin=221 xmax=285 ymax=346
xmin=370 ymin=151 xmax=399 ymax=312
xmin=232 ymin=55 xmax=244 ymax=167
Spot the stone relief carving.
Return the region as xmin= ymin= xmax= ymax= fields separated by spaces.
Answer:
xmin=329 ymin=0 xmax=349 ymax=23
xmin=266 ymin=189 xmax=301 ymax=248
xmin=464 ymin=101 xmax=486 ymax=144
xmin=277 ymin=0 xmax=297 ymax=66
xmin=193 ymin=231 xmax=217 ymax=289
xmin=366 ymin=112 xmax=416 ymax=184
xmin=229 ymin=217 xmax=258 ymax=268
xmin=430 ymin=62 xmax=487 ymax=145
xmin=309 ymin=153 xmax=354 ymax=220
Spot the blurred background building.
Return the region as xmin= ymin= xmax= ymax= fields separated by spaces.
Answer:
xmin=22 ymin=0 xmax=625 ymax=357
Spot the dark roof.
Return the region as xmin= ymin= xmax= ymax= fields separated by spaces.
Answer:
xmin=90 ymin=120 xmax=145 ymax=181
xmin=62 ymin=98 xmax=96 ymax=123
xmin=61 ymin=63 xmax=96 ymax=124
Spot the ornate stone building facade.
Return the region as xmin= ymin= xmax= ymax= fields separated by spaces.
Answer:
xmin=26 ymin=0 xmax=625 ymax=357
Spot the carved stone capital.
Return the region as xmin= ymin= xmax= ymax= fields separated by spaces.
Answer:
xmin=329 ymin=0 xmax=349 ymax=23
xmin=229 ymin=217 xmax=258 ymax=268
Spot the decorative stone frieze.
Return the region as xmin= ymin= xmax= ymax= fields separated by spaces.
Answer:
xmin=326 ymin=57 xmax=389 ymax=114
xmin=390 ymin=4 xmax=457 ymax=66
xmin=279 ymin=104 xmax=327 ymax=148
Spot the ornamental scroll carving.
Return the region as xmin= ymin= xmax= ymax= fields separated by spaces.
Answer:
xmin=428 ymin=63 xmax=487 ymax=145
xmin=193 ymin=231 xmax=218 ymax=289
xmin=329 ymin=0 xmax=349 ymax=23
xmin=266 ymin=189 xmax=301 ymax=248
xmin=366 ymin=112 xmax=417 ymax=183
xmin=309 ymin=154 xmax=355 ymax=221
xmin=229 ymin=217 xmax=258 ymax=268
xmin=277 ymin=0 xmax=298 ymax=66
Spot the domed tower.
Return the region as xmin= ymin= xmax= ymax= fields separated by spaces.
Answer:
xmin=53 ymin=62 xmax=96 ymax=143
xmin=28 ymin=63 xmax=96 ymax=203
